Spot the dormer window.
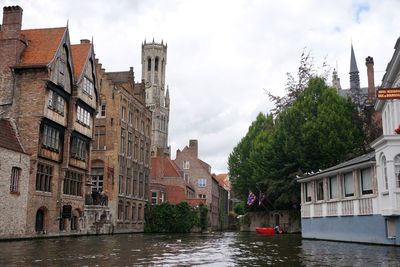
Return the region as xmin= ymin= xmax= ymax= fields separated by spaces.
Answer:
xmin=48 ymin=90 xmax=65 ymax=114
xmin=58 ymin=59 xmax=65 ymax=85
xmin=77 ymin=105 xmax=91 ymax=127
xmin=83 ymin=77 xmax=94 ymax=96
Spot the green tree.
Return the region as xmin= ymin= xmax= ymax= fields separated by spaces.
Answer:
xmin=228 ymin=113 xmax=274 ymax=199
xmin=228 ymin=77 xmax=365 ymax=210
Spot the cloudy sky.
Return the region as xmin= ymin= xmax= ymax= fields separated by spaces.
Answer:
xmin=4 ymin=0 xmax=400 ymax=173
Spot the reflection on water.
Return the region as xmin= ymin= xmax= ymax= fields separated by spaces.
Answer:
xmin=0 ymin=232 xmax=399 ymax=266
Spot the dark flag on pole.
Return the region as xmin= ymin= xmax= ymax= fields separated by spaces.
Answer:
xmin=247 ymin=191 xmax=256 ymax=206
xmin=258 ymin=192 xmax=265 ymax=206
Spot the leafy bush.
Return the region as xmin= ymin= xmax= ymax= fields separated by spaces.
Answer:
xmin=145 ymin=202 xmax=205 ymax=233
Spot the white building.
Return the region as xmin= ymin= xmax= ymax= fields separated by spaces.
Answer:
xmin=298 ymin=37 xmax=400 ymax=245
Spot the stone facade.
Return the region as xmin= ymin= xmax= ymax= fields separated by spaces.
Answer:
xmin=141 ymin=40 xmax=170 ymax=156
xmin=0 ymin=120 xmax=30 ymax=238
xmin=91 ymin=65 xmax=152 ymax=233
xmin=0 ymin=6 xmax=99 ymax=238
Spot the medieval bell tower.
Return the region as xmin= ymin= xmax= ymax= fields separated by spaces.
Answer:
xmin=141 ymin=39 xmax=170 ymax=156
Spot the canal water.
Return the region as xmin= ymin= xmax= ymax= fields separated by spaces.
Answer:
xmin=0 ymin=232 xmax=399 ymax=266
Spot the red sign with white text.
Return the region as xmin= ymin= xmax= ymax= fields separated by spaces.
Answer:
xmin=377 ymin=88 xmax=400 ymax=99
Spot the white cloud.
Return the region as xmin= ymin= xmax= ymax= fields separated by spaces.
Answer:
xmin=4 ymin=0 xmax=400 ymax=173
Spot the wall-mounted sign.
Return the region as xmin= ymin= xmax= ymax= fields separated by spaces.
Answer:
xmin=377 ymin=88 xmax=400 ymax=99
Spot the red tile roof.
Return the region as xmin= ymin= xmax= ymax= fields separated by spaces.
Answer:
xmin=151 ymin=156 xmax=182 ymax=178
xmin=19 ymin=27 xmax=66 ymax=66
xmin=0 ymin=119 xmax=25 ymax=153
xmin=216 ymin=173 xmax=230 ymax=189
xmin=71 ymin=43 xmax=91 ymax=80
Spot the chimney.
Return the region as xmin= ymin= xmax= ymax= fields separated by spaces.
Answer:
xmin=1 ymin=6 xmax=23 ymax=39
xmin=80 ymin=39 xmax=90 ymax=44
xmin=365 ymin=56 xmax=375 ymax=104
xmin=189 ymin=139 xmax=198 ymax=158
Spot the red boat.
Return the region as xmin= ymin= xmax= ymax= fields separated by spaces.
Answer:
xmin=255 ymin=227 xmax=275 ymax=235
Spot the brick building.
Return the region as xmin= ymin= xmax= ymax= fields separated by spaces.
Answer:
xmin=0 ymin=119 xmax=30 ymax=238
xmin=174 ymin=140 xmax=228 ymax=229
xmin=149 ymin=154 xmax=198 ymax=205
xmin=91 ymin=65 xmax=152 ymax=233
xmin=0 ymin=6 xmax=99 ymax=237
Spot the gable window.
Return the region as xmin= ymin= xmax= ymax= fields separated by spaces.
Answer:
xmin=58 ymin=59 xmax=65 ymax=85
xmin=10 ymin=167 xmax=21 ymax=193
xmin=344 ymin=172 xmax=354 ymax=197
xmin=48 ymin=90 xmax=65 ymax=114
xmin=36 ymin=163 xmax=52 ymax=192
xmin=198 ymin=178 xmax=207 ymax=187
xmin=395 ymin=155 xmax=400 ymax=188
xmin=42 ymin=124 xmax=60 ymax=151
xmin=71 ymin=136 xmax=87 ymax=160
xmin=83 ymin=77 xmax=94 ymax=96
xmin=63 ymin=171 xmax=83 ymax=196
xmin=183 ymin=160 xmax=190 ymax=169
xmin=316 ymin=180 xmax=324 ymax=201
xmin=360 ymin=168 xmax=373 ymax=195
xmin=77 ymin=106 xmax=91 ymax=127
xmin=329 ymin=176 xmax=338 ymax=199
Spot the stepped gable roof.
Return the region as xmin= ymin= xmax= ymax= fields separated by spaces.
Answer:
xmin=71 ymin=43 xmax=91 ymax=81
xmin=19 ymin=27 xmax=66 ymax=67
xmin=0 ymin=119 xmax=24 ymax=153
xmin=106 ymin=71 xmax=132 ymax=83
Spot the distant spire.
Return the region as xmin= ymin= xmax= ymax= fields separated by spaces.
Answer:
xmin=350 ymin=44 xmax=359 ymax=73
xmin=349 ymin=43 xmax=360 ymax=90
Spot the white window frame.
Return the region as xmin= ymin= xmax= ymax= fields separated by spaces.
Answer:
xmin=394 ymin=155 xmax=400 ymax=188
xmin=198 ymin=178 xmax=207 ymax=187
xmin=360 ymin=167 xmax=373 ymax=195
xmin=183 ymin=160 xmax=190 ymax=170
xmin=344 ymin=172 xmax=354 ymax=197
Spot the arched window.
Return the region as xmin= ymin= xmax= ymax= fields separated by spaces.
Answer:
xmin=395 ymin=155 xmax=400 ymax=188
xmin=155 ymin=57 xmax=159 ymax=71
xmin=382 ymin=156 xmax=388 ymax=190
xmin=35 ymin=209 xmax=45 ymax=233
xmin=10 ymin=167 xmax=21 ymax=193
xmin=147 ymin=58 xmax=151 ymax=71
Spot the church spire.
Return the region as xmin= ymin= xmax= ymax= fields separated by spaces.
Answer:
xmin=349 ymin=43 xmax=360 ymax=90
